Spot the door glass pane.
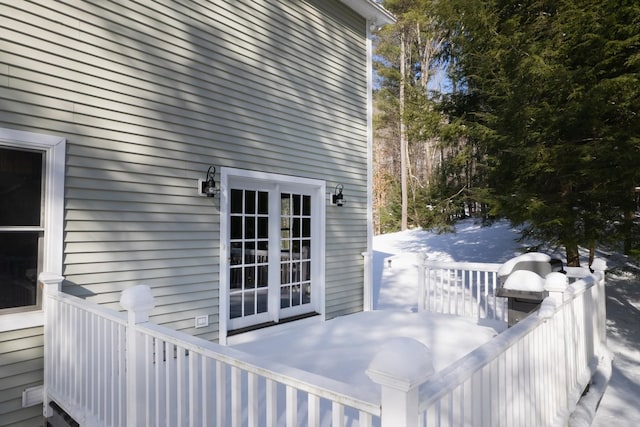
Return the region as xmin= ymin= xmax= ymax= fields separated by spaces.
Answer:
xmin=291 ymin=284 xmax=301 ymax=306
xmin=258 ymin=191 xmax=268 ymax=214
xmin=245 ymin=217 xmax=255 ymax=239
xmin=303 ymin=195 xmax=311 ymax=216
xmin=302 ymin=261 xmax=311 ymax=281
xmin=292 ymin=194 xmax=301 ymax=215
xmin=256 ymin=289 xmax=268 ymax=314
xmin=230 ymin=189 xmax=243 ymax=214
xmin=230 ymin=267 xmax=242 ymax=290
xmin=281 ymin=193 xmax=290 ymax=216
xmin=302 ymin=283 xmax=311 ymax=304
xmin=245 ymin=190 xmax=256 ymax=214
xmin=244 ymin=242 xmax=255 ymax=264
xmin=257 ymin=265 xmax=268 ymax=287
xmin=230 ymin=294 xmax=242 ymax=319
xmin=292 ymin=218 xmax=300 ymax=238
xmin=0 ymin=148 xmax=42 ymax=226
xmin=230 ymin=217 xmax=242 ymax=240
xmin=257 ymin=217 xmax=268 ymax=239
xmin=244 ymin=266 xmax=255 ymax=289
xmin=280 ymin=286 xmax=290 ymax=309
xmin=230 ymin=242 xmax=242 ymax=265
xmin=302 ymin=218 xmax=311 ymax=238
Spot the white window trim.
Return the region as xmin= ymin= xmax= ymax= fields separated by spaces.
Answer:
xmin=0 ymin=128 xmax=65 ymax=333
xmin=219 ymin=167 xmax=326 ymax=344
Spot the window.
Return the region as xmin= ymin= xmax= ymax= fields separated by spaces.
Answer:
xmin=220 ymin=168 xmax=325 ymax=339
xmin=0 ymin=128 xmax=65 ymax=331
xmin=0 ymin=147 xmax=44 ymax=312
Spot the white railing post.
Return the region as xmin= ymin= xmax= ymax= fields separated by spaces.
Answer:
xmin=545 ymin=271 xmax=573 ymax=419
xmin=417 ymin=253 xmax=427 ymax=311
xmin=589 ymin=260 xmax=607 ymax=351
xmin=40 ymin=272 xmax=65 ymax=418
xmin=362 ymin=251 xmax=373 ymax=311
xmin=120 ymin=285 xmax=155 ymax=427
xmin=366 ymin=338 xmax=433 ymax=427
xmin=545 ymin=272 xmax=569 ymax=305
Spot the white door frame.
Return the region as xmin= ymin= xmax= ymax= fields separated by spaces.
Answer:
xmin=219 ymin=167 xmax=325 ymax=344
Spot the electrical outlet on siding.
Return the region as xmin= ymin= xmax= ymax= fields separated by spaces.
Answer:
xmin=195 ymin=315 xmax=209 ymax=328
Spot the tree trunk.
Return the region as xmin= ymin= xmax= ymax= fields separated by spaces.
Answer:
xmin=588 ymin=241 xmax=596 ymax=271
xmin=400 ymin=31 xmax=408 ymax=231
xmin=565 ymin=243 xmax=580 ymax=267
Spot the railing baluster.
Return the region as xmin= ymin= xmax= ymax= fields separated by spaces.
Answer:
xmin=248 ymin=372 xmax=259 ymax=426
xmin=155 ymin=338 xmax=164 ymax=426
xmin=286 ymin=385 xmax=297 ymax=427
xmin=177 ymin=346 xmax=186 ymax=427
xmin=462 ymin=269 xmax=468 ymax=316
xmin=231 ymin=366 xmax=242 ymax=427
xmin=189 ymin=351 xmax=200 ymax=427
xmin=359 ymin=410 xmax=372 ymax=427
xmin=216 ymin=361 xmax=226 ymax=427
xmin=475 ymin=271 xmax=480 ymax=319
xmin=484 ymin=270 xmax=489 ymax=318
xmin=166 ymin=342 xmax=177 ymax=426
xmin=308 ymin=394 xmax=320 ymax=426
xmin=144 ymin=334 xmax=153 ymax=426
xmin=201 ymin=357 xmax=212 ymax=426
xmin=265 ymin=379 xmax=277 ymax=427
xmin=332 ymin=401 xmax=345 ymax=427
xmin=452 ymin=269 xmax=458 ymax=315
xmin=109 ymin=320 xmax=117 ymax=426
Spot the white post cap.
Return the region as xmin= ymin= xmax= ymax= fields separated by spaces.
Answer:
xmin=366 ymin=337 xmax=434 ymax=391
xmin=120 ymin=285 xmax=155 ymax=324
xmin=545 ymin=272 xmax=569 ymax=293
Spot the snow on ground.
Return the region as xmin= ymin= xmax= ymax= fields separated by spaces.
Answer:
xmin=592 ymin=267 xmax=640 ymax=426
xmin=372 ymin=219 xmax=541 ymax=311
xmin=235 ymin=218 xmax=640 ymax=425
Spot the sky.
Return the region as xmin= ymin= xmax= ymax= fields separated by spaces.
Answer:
xmin=235 ymin=218 xmax=640 ymax=426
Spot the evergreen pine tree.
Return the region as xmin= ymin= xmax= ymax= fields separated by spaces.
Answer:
xmin=445 ymin=0 xmax=640 ymax=265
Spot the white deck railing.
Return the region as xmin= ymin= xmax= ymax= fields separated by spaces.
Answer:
xmin=415 ymin=268 xmax=608 ymax=427
xmin=40 ymin=275 xmax=380 ymax=427
xmin=418 ymin=260 xmax=506 ymax=321
xmin=40 ymin=260 xmax=608 ymax=427
xmin=417 ymin=258 xmax=591 ymax=323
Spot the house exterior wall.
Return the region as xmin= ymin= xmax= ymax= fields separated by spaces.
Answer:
xmin=1 ymin=0 xmax=369 ymax=332
xmin=0 ymin=1 xmax=373 ymax=418
xmin=0 ymin=327 xmax=44 ymax=427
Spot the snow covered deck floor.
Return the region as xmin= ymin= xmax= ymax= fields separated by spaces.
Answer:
xmin=233 ymin=310 xmax=507 ymax=391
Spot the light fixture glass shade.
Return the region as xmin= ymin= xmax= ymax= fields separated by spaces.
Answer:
xmin=201 ymin=166 xmax=217 ymax=197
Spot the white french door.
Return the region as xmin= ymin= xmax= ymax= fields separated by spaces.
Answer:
xmin=222 ymin=170 xmax=324 ymax=333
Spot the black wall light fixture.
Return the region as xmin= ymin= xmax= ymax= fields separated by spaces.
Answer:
xmin=201 ymin=166 xmax=217 ymax=197
xmin=332 ymin=184 xmax=345 ymax=206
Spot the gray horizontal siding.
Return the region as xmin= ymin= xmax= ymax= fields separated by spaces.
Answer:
xmin=0 ymin=0 xmax=369 ymax=343
xmin=0 ymin=327 xmax=44 ymax=427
